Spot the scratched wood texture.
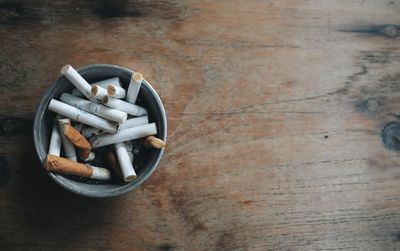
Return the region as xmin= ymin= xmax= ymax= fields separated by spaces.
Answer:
xmin=0 ymin=0 xmax=400 ymax=250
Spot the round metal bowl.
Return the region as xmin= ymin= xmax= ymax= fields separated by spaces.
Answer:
xmin=33 ymin=64 xmax=167 ymax=197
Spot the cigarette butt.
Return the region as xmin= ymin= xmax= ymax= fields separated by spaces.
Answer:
xmin=62 ymin=123 xmax=92 ymax=160
xmin=44 ymin=154 xmax=111 ymax=180
xmin=49 ymin=120 xmax=62 ymax=156
xmin=115 ymin=142 xmax=137 ymax=182
xmin=61 ymin=64 xmax=92 ymax=99
xmin=126 ymin=72 xmax=143 ymax=104
xmin=107 ymin=84 xmax=126 ymax=99
xmin=58 ymin=118 xmax=77 ymax=161
xmin=91 ymin=84 xmax=108 ymax=100
xmin=104 ymin=150 xmax=124 ymax=180
xmin=143 ymin=136 xmax=166 ymax=149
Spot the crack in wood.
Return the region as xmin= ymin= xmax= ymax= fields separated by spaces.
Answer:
xmin=339 ymin=24 xmax=399 ymax=38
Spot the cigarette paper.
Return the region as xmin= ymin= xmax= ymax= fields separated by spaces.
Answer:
xmin=115 ymin=142 xmax=137 ymax=182
xmin=143 ymin=136 xmax=166 ymax=149
xmin=49 ymin=121 xmax=62 ymax=156
xmin=48 ymin=99 xmax=118 ymax=134
xmin=58 ymin=118 xmax=77 ymax=161
xmin=90 ymin=123 xmax=157 ymax=148
xmin=102 ymin=96 xmax=147 ymax=116
xmin=44 ymin=154 xmax=111 ymax=181
xmin=91 ymin=85 xmax=108 ymax=100
xmin=104 ymin=150 xmax=124 ymax=180
xmin=61 ymin=64 xmax=92 ymax=99
xmin=118 ymin=116 xmax=149 ymax=130
xmin=81 ymin=127 xmax=105 ymax=138
xmin=62 ymin=123 xmax=92 ymax=160
xmin=107 ymin=84 xmax=126 ymax=99
xmin=60 ymin=93 xmax=127 ymax=123
xmin=126 ymin=72 xmax=143 ymax=104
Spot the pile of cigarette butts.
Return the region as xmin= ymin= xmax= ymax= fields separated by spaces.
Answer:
xmin=45 ymin=64 xmax=165 ymax=183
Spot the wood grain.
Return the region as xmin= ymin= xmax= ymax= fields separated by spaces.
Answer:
xmin=0 ymin=0 xmax=400 ymax=250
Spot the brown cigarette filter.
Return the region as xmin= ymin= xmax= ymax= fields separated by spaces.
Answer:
xmin=62 ymin=124 xmax=92 ymax=159
xmin=133 ymin=72 xmax=143 ymax=82
xmin=143 ymin=136 xmax=166 ymax=149
xmin=107 ymin=85 xmax=117 ymax=96
xmin=104 ymin=150 xmax=124 ymax=180
xmin=91 ymin=85 xmax=99 ymax=96
xmin=44 ymin=154 xmax=93 ymax=177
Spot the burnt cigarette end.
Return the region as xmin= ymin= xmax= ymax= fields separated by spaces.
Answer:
xmin=60 ymin=64 xmax=72 ymax=74
xmin=125 ymin=174 xmax=137 ymax=182
xmin=107 ymin=85 xmax=116 ymax=96
xmin=143 ymin=136 xmax=166 ymax=149
xmin=102 ymin=95 xmax=109 ymax=104
xmin=91 ymin=85 xmax=99 ymax=96
xmin=132 ymin=72 xmax=143 ymax=82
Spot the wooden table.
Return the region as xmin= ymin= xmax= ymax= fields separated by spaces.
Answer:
xmin=0 ymin=1 xmax=399 ymax=250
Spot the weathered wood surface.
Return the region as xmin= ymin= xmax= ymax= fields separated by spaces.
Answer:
xmin=0 ymin=0 xmax=399 ymax=250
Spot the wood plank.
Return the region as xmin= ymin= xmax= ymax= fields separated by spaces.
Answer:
xmin=0 ymin=0 xmax=399 ymax=250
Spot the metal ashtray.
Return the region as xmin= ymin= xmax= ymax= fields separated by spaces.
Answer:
xmin=33 ymin=64 xmax=167 ymax=197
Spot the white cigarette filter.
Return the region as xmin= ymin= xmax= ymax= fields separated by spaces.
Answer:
xmin=114 ymin=142 xmax=137 ymax=182
xmin=102 ymin=96 xmax=147 ymax=116
xmin=90 ymin=165 xmax=111 ymax=180
xmin=57 ymin=118 xmax=77 ymax=161
xmin=60 ymin=93 xmax=127 ymax=123
xmin=49 ymin=121 xmax=62 ymax=156
xmin=48 ymin=99 xmax=118 ymax=134
xmin=81 ymin=127 xmax=105 ymax=138
xmin=61 ymin=65 xmax=92 ymax=99
xmin=126 ymin=72 xmax=143 ymax=104
xmin=143 ymin=136 xmax=166 ymax=149
xmin=107 ymin=84 xmax=126 ymax=99
xmin=91 ymin=85 xmax=108 ymax=100
xmin=90 ymin=123 xmax=157 ymax=148
xmin=118 ymin=116 xmax=149 ymax=130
